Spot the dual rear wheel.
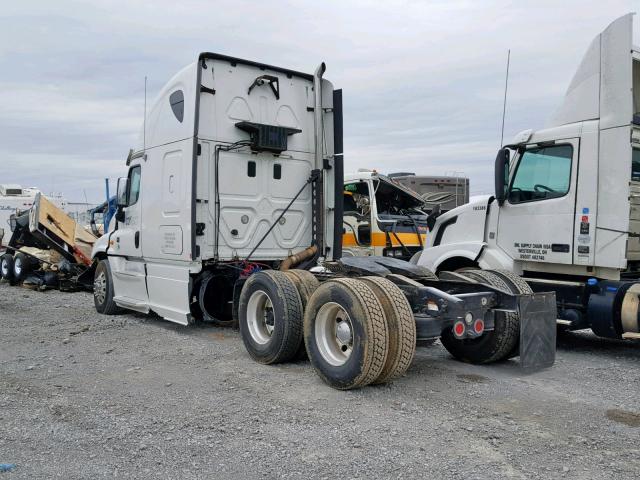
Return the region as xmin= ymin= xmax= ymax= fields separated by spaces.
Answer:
xmin=1 ymin=252 xmax=36 ymax=285
xmin=238 ymin=270 xmax=416 ymax=390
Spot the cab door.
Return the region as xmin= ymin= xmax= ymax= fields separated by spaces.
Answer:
xmin=109 ymin=164 xmax=149 ymax=311
xmin=496 ymin=141 xmax=578 ymax=265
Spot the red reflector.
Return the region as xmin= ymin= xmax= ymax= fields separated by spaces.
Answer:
xmin=474 ymin=319 xmax=484 ymax=334
xmin=454 ymin=321 xmax=465 ymax=337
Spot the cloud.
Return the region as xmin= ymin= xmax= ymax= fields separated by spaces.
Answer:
xmin=0 ymin=0 xmax=636 ymax=203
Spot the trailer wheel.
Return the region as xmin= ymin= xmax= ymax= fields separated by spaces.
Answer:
xmin=304 ymin=278 xmax=389 ymax=390
xmin=440 ymin=269 xmax=519 ymax=364
xmin=93 ymin=259 xmax=123 ymax=315
xmin=1 ymin=254 xmax=17 ymax=285
xmin=238 ymin=270 xmax=304 ymax=364
xmin=12 ymin=252 xmax=31 ymax=282
xmin=284 ymin=269 xmax=321 ymax=359
xmin=360 ymin=276 xmax=416 ymax=384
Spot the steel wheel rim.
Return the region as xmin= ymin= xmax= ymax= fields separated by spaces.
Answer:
xmin=14 ymin=257 xmax=22 ymax=276
xmin=94 ymin=271 xmax=107 ymax=305
xmin=315 ymin=302 xmax=353 ymax=366
xmin=246 ymin=290 xmax=274 ymax=345
xmin=1 ymin=259 xmax=8 ymax=277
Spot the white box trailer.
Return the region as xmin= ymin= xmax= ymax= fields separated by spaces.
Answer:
xmin=89 ymin=53 xmax=556 ymax=389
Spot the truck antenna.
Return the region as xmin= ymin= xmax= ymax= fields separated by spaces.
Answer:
xmin=500 ymin=49 xmax=510 ymax=148
xmin=143 ymin=76 xmax=147 ymax=152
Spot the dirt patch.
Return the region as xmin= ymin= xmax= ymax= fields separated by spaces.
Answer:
xmin=457 ymin=373 xmax=489 ymax=383
xmin=606 ymin=409 xmax=640 ymax=427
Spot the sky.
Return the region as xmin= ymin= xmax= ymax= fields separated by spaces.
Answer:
xmin=0 ymin=0 xmax=638 ymax=204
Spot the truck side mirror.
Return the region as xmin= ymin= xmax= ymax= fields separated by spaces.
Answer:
xmin=116 ymin=177 xmax=129 ymax=207
xmin=494 ymin=148 xmax=510 ymax=206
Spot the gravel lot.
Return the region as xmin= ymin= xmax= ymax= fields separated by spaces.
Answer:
xmin=1 ymin=282 xmax=640 ymax=479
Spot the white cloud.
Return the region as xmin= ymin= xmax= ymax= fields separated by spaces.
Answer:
xmin=0 ymin=0 xmax=636 ymax=203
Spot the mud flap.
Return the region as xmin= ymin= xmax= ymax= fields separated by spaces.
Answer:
xmin=518 ymin=292 xmax=557 ymax=371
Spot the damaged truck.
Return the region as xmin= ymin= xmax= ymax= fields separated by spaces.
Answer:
xmin=87 ymin=53 xmax=557 ymax=389
xmin=0 ymin=194 xmax=96 ymax=290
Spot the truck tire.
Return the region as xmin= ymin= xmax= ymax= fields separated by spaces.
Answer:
xmin=484 ymin=269 xmax=533 ymax=359
xmin=284 ymin=269 xmax=320 ymax=308
xmin=360 ymin=276 xmax=416 ymax=384
xmin=238 ymin=270 xmax=304 ymax=364
xmin=440 ymin=269 xmax=519 ymax=364
xmin=304 ymin=278 xmax=389 ymax=390
xmin=1 ymin=254 xmax=17 ymax=285
xmin=93 ymin=259 xmax=123 ymax=315
xmin=12 ymin=252 xmax=31 ymax=283
xmin=284 ymin=269 xmax=321 ymax=359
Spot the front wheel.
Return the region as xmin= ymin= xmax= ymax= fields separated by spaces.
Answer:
xmin=93 ymin=259 xmax=123 ymax=315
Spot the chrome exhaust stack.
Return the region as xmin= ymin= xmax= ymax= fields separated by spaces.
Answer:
xmin=310 ymin=62 xmax=326 ymax=261
xmin=313 ymin=62 xmax=326 ymax=170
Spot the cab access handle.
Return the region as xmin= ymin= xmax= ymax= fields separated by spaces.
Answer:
xmin=135 ymin=231 xmax=140 ymax=249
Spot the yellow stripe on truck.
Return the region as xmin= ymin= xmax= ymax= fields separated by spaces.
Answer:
xmin=342 ymin=232 xmax=426 ymax=247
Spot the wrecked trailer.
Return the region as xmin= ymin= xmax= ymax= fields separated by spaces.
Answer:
xmin=0 ymin=193 xmax=96 ymax=291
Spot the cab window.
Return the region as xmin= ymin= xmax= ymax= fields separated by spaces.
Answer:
xmin=128 ymin=166 xmax=142 ymax=206
xmin=632 ymin=148 xmax=640 ymax=182
xmin=508 ymin=145 xmax=572 ymax=203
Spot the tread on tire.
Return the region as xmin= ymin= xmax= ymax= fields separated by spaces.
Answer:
xmin=93 ymin=259 xmax=123 ymax=315
xmin=360 ymin=276 xmax=416 ymax=384
xmin=304 ymin=278 xmax=389 ymax=390
xmin=238 ymin=270 xmax=304 ymax=365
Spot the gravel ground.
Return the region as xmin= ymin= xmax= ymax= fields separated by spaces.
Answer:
xmin=1 ymin=282 xmax=640 ymax=479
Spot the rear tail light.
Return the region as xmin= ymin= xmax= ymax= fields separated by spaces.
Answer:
xmin=473 ymin=319 xmax=485 ymax=335
xmin=453 ymin=321 xmax=465 ymax=338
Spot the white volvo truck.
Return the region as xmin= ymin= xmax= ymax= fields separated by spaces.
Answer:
xmin=417 ymin=14 xmax=640 ymax=342
xmin=89 ymin=53 xmax=556 ymax=389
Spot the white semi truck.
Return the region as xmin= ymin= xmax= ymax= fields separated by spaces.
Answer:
xmin=417 ymin=14 xmax=640 ymax=343
xmin=88 ymin=53 xmax=556 ymax=389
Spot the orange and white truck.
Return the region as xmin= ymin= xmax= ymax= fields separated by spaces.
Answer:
xmin=342 ymin=170 xmax=428 ymax=261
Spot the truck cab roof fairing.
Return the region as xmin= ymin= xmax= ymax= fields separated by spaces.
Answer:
xmin=548 ymin=13 xmax=634 ymax=129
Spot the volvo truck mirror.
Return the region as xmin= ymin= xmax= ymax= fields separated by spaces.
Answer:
xmin=494 ymin=148 xmax=510 ymax=205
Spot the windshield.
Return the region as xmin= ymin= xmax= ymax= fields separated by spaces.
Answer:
xmin=373 ymin=179 xmax=426 ymax=218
